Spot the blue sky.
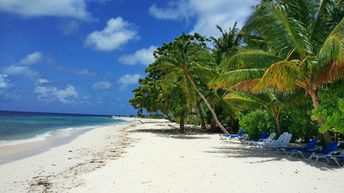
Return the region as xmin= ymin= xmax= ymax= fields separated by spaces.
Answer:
xmin=0 ymin=0 xmax=258 ymax=115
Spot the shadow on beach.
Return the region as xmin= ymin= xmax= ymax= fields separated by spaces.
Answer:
xmin=130 ymin=122 xmax=342 ymax=170
xmin=205 ymin=142 xmax=341 ymax=170
xmin=130 ymin=124 xmax=213 ymax=140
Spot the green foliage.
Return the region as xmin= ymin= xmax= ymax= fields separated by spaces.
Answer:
xmin=282 ymin=108 xmax=318 ymax=141
xmin=130 ymin=0 xmax=344 ymax=140
xmin=239 ymin=110 xmax=275 ymax=140
xmin=312 ymin=82 xmax=344 ymax=134
xmin=145 ymin=114 xmax=165 ymax=119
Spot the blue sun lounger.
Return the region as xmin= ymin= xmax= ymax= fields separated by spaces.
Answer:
xmin=241 ymin=131 xmax=268 ymax=144
xmin=219 ymin=130 xmax=245 ymax=140
xmin=308 ymin=141 xmax=341 ymax=161
xmin=328 ymin=150 xmax=344 ymax=167
xmin=291 ymin=141 xmax=338 ymax=159
xmin=281 ymin=138 xmax=318 ymax=155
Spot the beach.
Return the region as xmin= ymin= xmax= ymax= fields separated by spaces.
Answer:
xmin=0 ymin=117 xmax=343 ymax=193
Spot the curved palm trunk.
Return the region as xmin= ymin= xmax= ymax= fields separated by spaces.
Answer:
xmin=186 ymin=74 xmax=229 ymax=134
xmin=180 ymin=116 xmax=185 ymax=133
xmin=274 ymin=108 xmax=282 ymax=135
xmin=197 ymin=100 xmax=207 ymax=130
xmin=309 ymin=90 xmax=332 ymax=145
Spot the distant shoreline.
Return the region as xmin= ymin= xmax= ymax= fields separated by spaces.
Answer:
xmin=0 ymin=117 xmax=130 ymax=165
xmin=0 ymin=110 xmax=130 ymax=117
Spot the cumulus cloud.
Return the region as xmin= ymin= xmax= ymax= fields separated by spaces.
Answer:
xmin=77 ymin=69 xmax=96 ymax=76
xmin=117 ymin=74 xmax=141 ymax=91
xmin=36 ymin=78 xmax=49 ymax=84
xmin=0 ymin=74 xmax=9 ymax=89
xmin=0 ymin=51 xmax=46 ymax=79
xmin=85 ymin=17 xmax=139 ymax=51
xmin=0 ymin=0 xmax=91 ymax=20
xmin=149 ymin=0 xmax=258 ymax=37
xmin=34 ymin=84 xmax=78 ymax=103
xmin=3 ymin=65 xmax=38 ymax=77
xmin=149 ymin=2 xmax=192 ymax=20
xmin=92 ymin=81 xmax=112 ymax=90
xmin=119 ymin=46 xmax=157 ymax=65
xmin=20 ymin=51 xmax=43 ymax=65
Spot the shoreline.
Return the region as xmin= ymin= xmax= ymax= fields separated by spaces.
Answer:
xmin=0 ymin=127 xmax=93 ymax=165
xmin=1 ymin=118 xmax=343 ymax=193
xmin=0 ymin=118 xmax=136 ymax=193
xmin=0 ymin=118 xmax=128 ymax=165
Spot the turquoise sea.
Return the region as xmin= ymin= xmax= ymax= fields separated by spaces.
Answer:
xmin=0 ymin=111 xmax=126 ymax=146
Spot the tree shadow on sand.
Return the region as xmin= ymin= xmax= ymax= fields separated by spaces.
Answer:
xmin=130 ymin=125 xmax=212 ymax=140
xmin=205 ymin=142 xmax=342 ymax=170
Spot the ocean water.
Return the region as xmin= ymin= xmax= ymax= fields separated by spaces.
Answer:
xmin=0 ymin=111 xmax=126 ymax=146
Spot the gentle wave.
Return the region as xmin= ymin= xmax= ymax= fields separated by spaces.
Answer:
xmin=0 ymin=124 xmax=115 ymax=147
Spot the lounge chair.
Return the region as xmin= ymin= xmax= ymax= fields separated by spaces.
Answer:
xmin=263 ymin=132 xmax=292 ymax=149
xmin=248 ymin=133 xmax=276 ymax=146
xmin=308 ymin=141 xmax=341 ymax=161
xmin=274 ymin=133 xmax=292 ymax=148
xmin=281 ymin=138 xmax=318 ymax=155
xmin=328 ymin=150 xmax=344 ymax=167
xmin=219 ymin=130 xmax=245 ymax=140
xmin=254 ymin=132 xmax=288 ymax=148
xmin=241 ymin=131 xmax=268 ymax=144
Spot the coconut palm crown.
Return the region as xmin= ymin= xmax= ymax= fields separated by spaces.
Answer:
xmin=211 ymin=0 xmax=344 ymax=143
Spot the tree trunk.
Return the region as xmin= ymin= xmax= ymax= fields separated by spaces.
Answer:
xmin=309 ymin=89 xmax=332 ymax=144
xmin=180 ymin=117 xmax=185 ymax=133
xmin=274 ymin=109 xmax=282 ymax=135
xmin=210 ymin=104 xmax=217 ymax=131
xmin=186 ymin=74 xmax=229 ymax=134
xmin=197 ymin=101 xmax=207 ymax=130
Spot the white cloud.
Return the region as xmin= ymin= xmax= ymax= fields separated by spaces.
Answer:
xmin=92 ymin=81 xmax=112 ymax=90
xmin=149 ymin=1 xmax=192 ymax=20
xmin=119 ymin=46 xmax=157 ymax=65
xmin=117 ymin=74 xmax=141 ymax=91
xmin=3 ymin=65 xmax=38 ymax=77
xmin=149 ymin=0 xmax=258 ymax=37
xmin=0 ymin=74 xmax=9 ymax=89
xmin=36 ymin=78 xmax=49 ymax=84
xmin=34 ymin=84 xmax=78 ymax=103
xmin=0 ymin=0 xmax=91 ymax=20
xmin=0 ymin=51 xmax=46 ymax=79
xmin=85 ymin=17 xmax=139 ymax=51
xmin=20 ymin=51 xmax=43 ymax=65
xmin=77 ymin=69 xmax=96 ymax=76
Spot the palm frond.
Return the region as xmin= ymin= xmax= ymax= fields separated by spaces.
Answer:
xmin=317 ymin=17 xmax=344 ymax=72
xmin=191 ymin=63 xmax=217 ymax=83
xmin=253 ymin=59 xmax=302 ymax=93
xmin=230 ymin=78 xmax=261 ymax=91
xmin=221 ymin=49 xmax=281 ymax=70
xmin=244 ymin=1 xmax=312 ymax=57
xmin=223 ymin=92 xmax=267 ymax=112
xmin=209 ymin=69 xmax=265 ymax=90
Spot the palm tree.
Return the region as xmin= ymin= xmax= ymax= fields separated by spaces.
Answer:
xmin=154 ymin=33 xmax=229 ymax=134
xmin=212 ymin=0 xmax=344 ymax=144
xmin=211 ymin=22 xmax=241 ymax=64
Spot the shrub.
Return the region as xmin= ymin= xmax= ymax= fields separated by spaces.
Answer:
xmin=239 ymin=109 xmax=275 ymax=140
xmin=312 ymin=82 xmax=344 ymax=134
xmin=282 ymin=108 xmax=318 ymax=142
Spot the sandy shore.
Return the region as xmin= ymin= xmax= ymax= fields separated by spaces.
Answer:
xmin=1 ymin=118 xmax=343 ymax=193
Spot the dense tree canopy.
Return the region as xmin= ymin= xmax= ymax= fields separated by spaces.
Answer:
xmin=130 ymin=0 xmax=344 ymax=143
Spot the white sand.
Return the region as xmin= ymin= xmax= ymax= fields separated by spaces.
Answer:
xmin=1 ymin=118 xmax=343 ymax=193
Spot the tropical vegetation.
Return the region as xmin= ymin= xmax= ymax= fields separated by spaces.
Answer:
xmin=130 ymin=0 xmax=344 ymax=144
